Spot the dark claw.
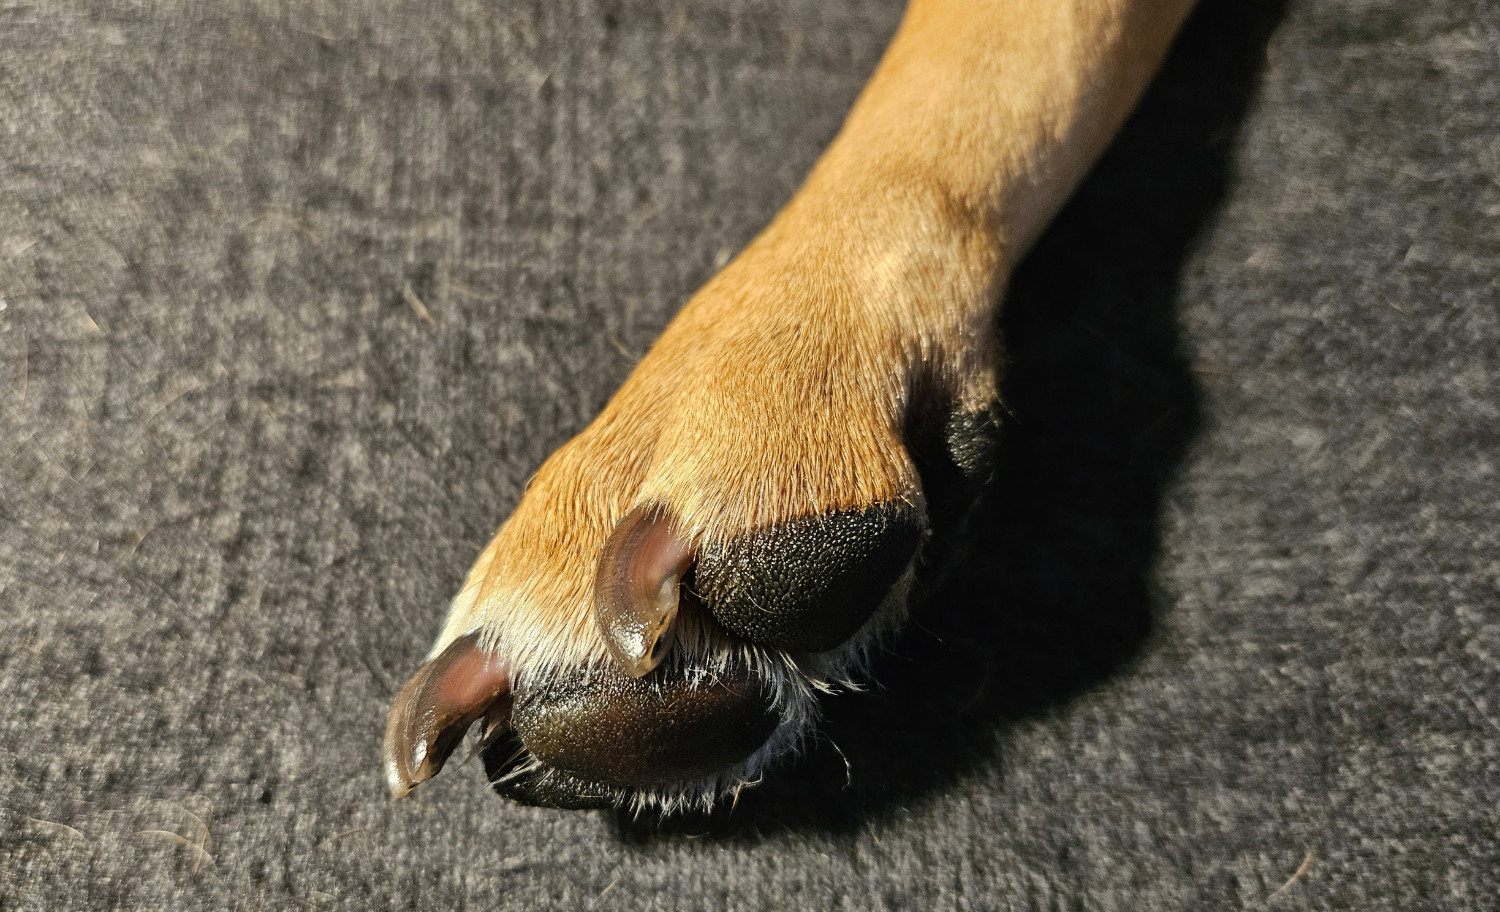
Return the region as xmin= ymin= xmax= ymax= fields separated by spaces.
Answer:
xmin=383 ymin=633 xmax=512 ymax=798
xmin=593 ymin=505 xmax=695 ymax=676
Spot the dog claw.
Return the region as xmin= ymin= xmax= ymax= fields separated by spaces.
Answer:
xmin=593 ymin=505 xmax=695 ymax=677
xmin=383 ymin=633 xmax=512 ymax=798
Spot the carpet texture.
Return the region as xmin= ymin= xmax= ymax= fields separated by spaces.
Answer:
xmin=2 ymin=0 xmax=1497 ymax=909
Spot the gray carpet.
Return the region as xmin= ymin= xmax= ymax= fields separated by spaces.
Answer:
xmin=2 ymin=0 xmax=1497 ymax=908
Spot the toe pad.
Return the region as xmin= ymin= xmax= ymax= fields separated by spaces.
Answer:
xmin=693 ymin=503 xmax=921 ymax=653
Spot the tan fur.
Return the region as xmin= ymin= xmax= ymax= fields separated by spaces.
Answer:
xmin=420 ymin=0 xmax=1197 ymax=693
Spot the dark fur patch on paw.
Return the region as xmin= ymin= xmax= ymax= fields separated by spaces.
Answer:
xmin=944 ymin=401 xmax=1002 ymax=483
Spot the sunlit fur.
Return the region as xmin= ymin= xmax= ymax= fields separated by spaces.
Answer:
xmin=397 ymin=0 xmax=1199 ymax=810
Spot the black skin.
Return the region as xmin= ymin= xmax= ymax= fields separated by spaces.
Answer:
xmin=488 ymin=662 xmax=778 ymax=808
xmin=693 ymin=502 xmax=923 ymax=652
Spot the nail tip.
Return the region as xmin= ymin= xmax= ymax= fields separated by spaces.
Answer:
xmin=384 ymin=757 xmax=415 ymax=799
xmin=604 ymin=642 xmax=656 ymax=678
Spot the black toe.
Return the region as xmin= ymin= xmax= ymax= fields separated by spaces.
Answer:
xmin=484 ymin=730 xmax=618 ymax=809
xmin=693 ymin=503 xmax=922 ymax=652
xmin=503 ymin=664 xmax=778 ymax=794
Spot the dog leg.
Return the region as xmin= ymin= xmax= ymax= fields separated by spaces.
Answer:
xmin=385 ymin=0 xmax=1197 ymax=812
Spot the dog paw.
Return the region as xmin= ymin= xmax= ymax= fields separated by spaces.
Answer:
xmin=384 ymin=202 xmax=1002 ymax=813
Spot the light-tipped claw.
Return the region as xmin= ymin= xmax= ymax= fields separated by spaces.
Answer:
xmin=593 ymin=505 xmax=695 ymax=677
xmin=383 ymin=633 xmax=512 ymax=798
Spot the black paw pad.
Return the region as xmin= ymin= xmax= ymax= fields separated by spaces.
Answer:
xmin=693 ymin=503 xmax=922 ymax=652
xmin=501 ymin=665 xmax=778 ymax=794
xmin=484 ymin=731 xmax=616 ymax=810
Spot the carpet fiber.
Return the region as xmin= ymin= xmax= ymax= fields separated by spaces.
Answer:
xmin=2 ymin=0 xmax=1497 ymax=909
